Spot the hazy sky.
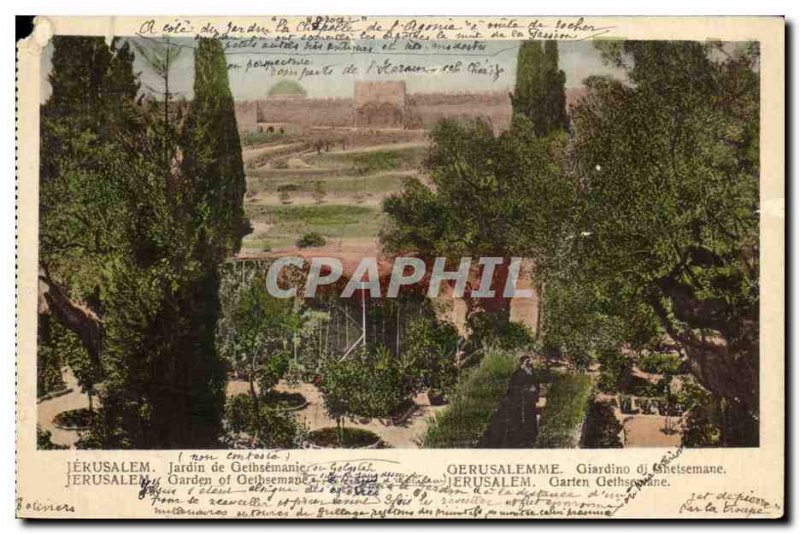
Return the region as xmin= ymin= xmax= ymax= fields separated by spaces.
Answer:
xmin=41 ymin=37 xmax=626 ymax=102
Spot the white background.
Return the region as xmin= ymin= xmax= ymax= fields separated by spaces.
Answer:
xmin=3 ymin=0 xmax=795 ymax=531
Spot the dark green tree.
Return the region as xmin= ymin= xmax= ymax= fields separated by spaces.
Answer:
xmin=382 ymin=117 xmax=572 ymax=327
xmin=569 ymin=41 xmax=760 ymax=446
xmin=402 ymin=315 xmax=460 ymax=391
xmin=40 ymin=36 xmax=246 ymax=449
xmin=38 ymin=36 xmax=141 ymax=408
xmin=512 ymin=41 xmax=569 ymax=136
xmin=181 ymin=38 xmax=249 ymax=256
xmin=217 ymin=273 xmax=300 ymax=410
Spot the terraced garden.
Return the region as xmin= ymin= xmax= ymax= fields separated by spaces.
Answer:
xmin=240 ymin=132 xmax=428 ymax=254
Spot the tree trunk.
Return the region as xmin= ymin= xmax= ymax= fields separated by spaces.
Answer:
xmin=534 ymin=279 xmax=545 ymax=341
xmin=249 ymin=353 xmax=259 ymax=410
xmin=38 ymin=266 xmax=103 ymax=369
xmin=648 ymin=291 xmax=758 ymax=446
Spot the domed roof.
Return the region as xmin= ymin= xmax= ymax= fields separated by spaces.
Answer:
xmin=267 ymin=79 xmax=307 ymax=98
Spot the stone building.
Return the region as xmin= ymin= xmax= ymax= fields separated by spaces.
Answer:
xmin=353 ymin=81 xmax=407 ymax=128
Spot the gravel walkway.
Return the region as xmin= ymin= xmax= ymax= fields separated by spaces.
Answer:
xmin=37 ymin=367 xmax=89 ymax=448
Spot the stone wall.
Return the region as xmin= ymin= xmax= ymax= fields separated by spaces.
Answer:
xmin=235 ymin=84 xmax=532 ymax=133
xmin=234 ymin=100 xmax=258 ymax=133
xmin=256 ymin=97 xmax=354 ymax=127
xmin=406 ymin=91 xmax=512 ymax=132
xmin=354 ymin=80 xmax=407 ymax=109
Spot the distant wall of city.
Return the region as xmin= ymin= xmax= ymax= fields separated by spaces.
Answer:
xmin=234 ymin=81 xmax=515 ymax=133
xmin=255 ymin=97 xmax=355 ymax=127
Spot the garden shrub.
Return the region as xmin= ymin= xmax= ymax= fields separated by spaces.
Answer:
xmin=535 ymin=374 xmax=593 ymax=448
xmin=53 ymin=408 xmax=93 ymax=429
xmin=223 ymin=393 xmax=302 ymax=448
xmin=423 ymin=350 xmax=518 ymax=448
xmin=37 ymin=426 xmax=67 ymax=450
xmin=467 ymin=313 xmax=533 ymax=352
xmin=597 ymin=349 xmax=632 ymax=393
xmin=625 ymin=375 xmax=663 ymax=397
xmin=308 ymin=427 xmax=381 ymax=448
xmin=402 ymin=316 xmax=460 ymax=392
xmin=312 ymin=180 xmax=326 ymax=204
xmin=319 ymin=347 xmax=415 ymax=420
xmin=638 ymin=352 xmax=683 ymax=375
xmin=583 ymin=400 xmax=623 ymax=448
xmin=296 ymin=232 xmax=327 ymax=248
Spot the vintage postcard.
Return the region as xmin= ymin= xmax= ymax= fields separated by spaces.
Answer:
xmin=16 ymin=15 xmax=784 ymax=519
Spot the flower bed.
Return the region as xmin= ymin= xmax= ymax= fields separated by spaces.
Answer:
xmin=423 ymin=350 xmax=518 ymax=448
xmin=37 ymin=387 xmax=73 ymax=403
xmin=53 ymin=408 xmax=93 ymax=430
xmin=307 ymin=427 xmax=382 ymax=448
xmin=261 ymin=391 xmax=308 ymax=412
xmin=534 ymin=374 xmax=593 ymax=448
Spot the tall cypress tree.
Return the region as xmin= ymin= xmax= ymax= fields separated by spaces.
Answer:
xmin=44 ymin=36 xmax=139 ymax=132
xmin=127 ymin=37 xmax=249 ymax=448
xmin=512 ymin=41 xmax=544 ymax=131
xmin=105 ymin=37 xmax=248 ymax=448
xmin=512 ymin=41 xmax=568 ymax=136
xmin=129 ymin=37 xmax=251 ymax=448
xmin=542 ymin=41 xmax=569 ymax=134
xmin=181 ymin=38 xmax=248 ymax=257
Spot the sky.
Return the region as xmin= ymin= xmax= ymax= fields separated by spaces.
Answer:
xmin=41 ymin=37 xmax=627 ymax=102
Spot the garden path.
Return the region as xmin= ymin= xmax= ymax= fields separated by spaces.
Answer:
xmin=36 ymin=367 xmax=89 ymax=448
